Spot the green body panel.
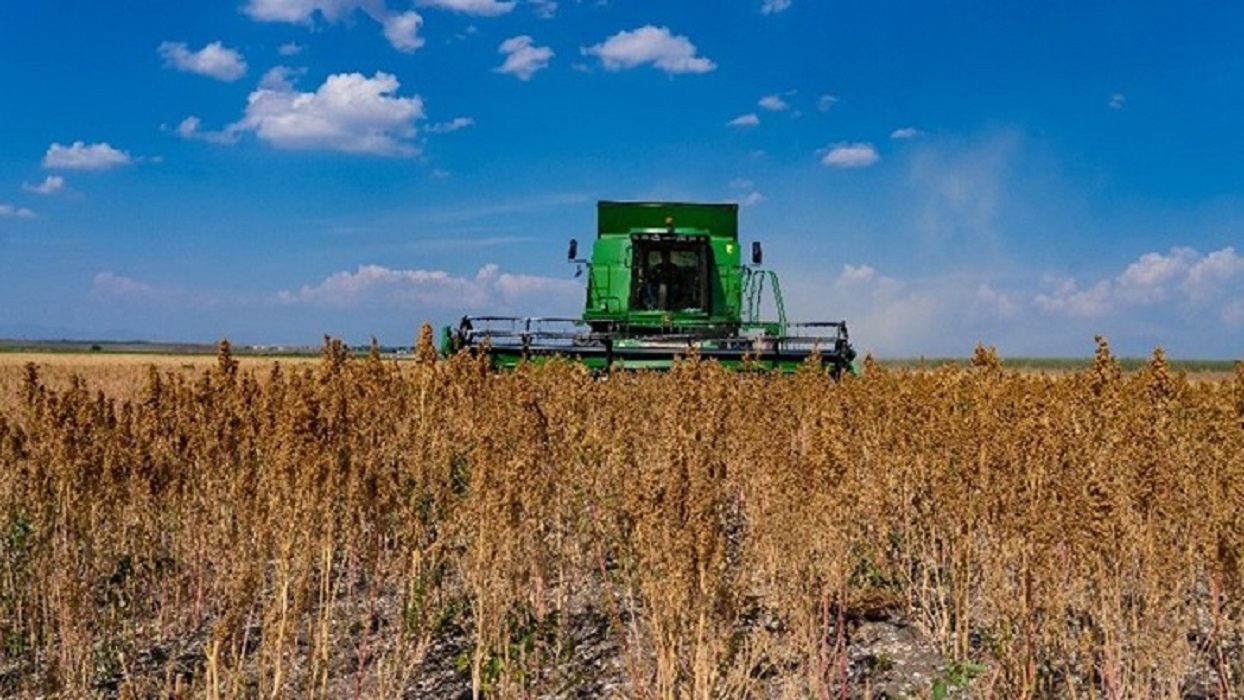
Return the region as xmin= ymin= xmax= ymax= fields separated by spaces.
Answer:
xmin=583 ymin=201 xmax=743 ymax=329
xmin=596 ymin=201 xmax=739 ymax=240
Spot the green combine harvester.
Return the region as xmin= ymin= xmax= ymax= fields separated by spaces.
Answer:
xmin=443 ymin=200 xmax=857 ymax=374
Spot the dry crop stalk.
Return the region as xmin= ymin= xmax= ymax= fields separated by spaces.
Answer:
xmin=0 ymin=340 xmax=1242 ymax=697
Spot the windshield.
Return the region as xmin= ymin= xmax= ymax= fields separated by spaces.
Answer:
xmin=631 ymin=241 xmax=709 ymax=313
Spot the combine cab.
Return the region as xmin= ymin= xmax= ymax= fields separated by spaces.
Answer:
xmin=443 ymin=201 xmax=857 ymax=374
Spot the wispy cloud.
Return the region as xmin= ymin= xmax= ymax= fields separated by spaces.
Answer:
xmin=729 ymin=178 xmax=765 ymax=206
xmin=414 ymin=236 xmax=533 ymax=250
xmin=890 ymin=127 xmax=920 ymax=139
xmin=173 ymin=116 xmax=239 ymax=144
xmin=231 ymin=71 xmax=424 ymax=155
xmin=278 ymin=263 xmax=580 ymax=314
xmin=760 ymin=0 xmax=791 ymax=14
xmin=417 ymin=0 xmax=515 ymax=16
xmin=902 ymin=131 xmax=1028 ymax=261
xmin=583 ymin=26 xmax=716 ymax=74
xmin=426 ymin=117 xmax=476 ymax=133
xmin=820 ymin=142 xmax=879 ymax=168
xmin=43 ymin=142 xmax=133 ymax=170
xmin=1109 ymin=92 xmax=1126 ymax=109
xmin=496 ymin=35 xmax=553 ymax=80
xmin=758 ymin=94 xmax=789 ymax=111
xmin=816 ymin=94 xmax=838 ymax=111
xmin=0 ymin=204 xmax=36 ymax=219
xmin=974 ymin=284 xmax=1021 ymax=319
xmin=158 ymin=41 xmax=247 ymax=81
xmin=88 ymin=272 xmax=259 ymax=311
xmin=23 ymin=176 xmax=65 ymax=195
xmin=416 ymin=192 xmax=590 ymax=225
xmin=728 ymin=113 xmax=760 ymax=127
xmin=529 ymin=0 xmax=557 ymax=18
xmin=92 ymin=272 xmax=155 ymax=298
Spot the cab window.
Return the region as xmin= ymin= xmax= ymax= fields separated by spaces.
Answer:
xmin=632 ymin=242 xmax=708 ymax=313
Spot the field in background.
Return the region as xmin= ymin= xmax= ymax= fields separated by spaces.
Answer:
xmin=1 ymin=336 xmax=1243 ymax=698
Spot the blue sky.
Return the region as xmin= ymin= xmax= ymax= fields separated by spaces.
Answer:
xmin=1 ymin=0 xmax=1242 ymax=358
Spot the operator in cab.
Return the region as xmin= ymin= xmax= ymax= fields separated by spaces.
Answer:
xmin=641 ymin=249 xmax=689 ymax=311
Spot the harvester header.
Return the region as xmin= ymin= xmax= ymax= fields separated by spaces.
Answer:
xmin=444 ymin=200 xmax=856 ymax=374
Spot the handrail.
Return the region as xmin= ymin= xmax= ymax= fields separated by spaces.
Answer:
xmin=742 ymin=268 xmax=788 ymax=334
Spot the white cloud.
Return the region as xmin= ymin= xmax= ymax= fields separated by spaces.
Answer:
xmin=834 ymin=264 xmax=902 ymax=292
xmin=820 ymin=142 xmax=879 ymax=168
xmin=836 ymin=264 xmax=876 ymax=286
xmin=1114 ymin=248 xmax=1196 ymax=304
xmin=728 ymin=113 xmax=759 ymax=127
xmin=529 ymin=0 xmax=557 ymax=18
xmin=245 ymin=1 xmax=429 ymax=51
xmin=43 ymin=142 xmax=133 ymax=170
xmin=758 ymin=94 xmax=789 ymax=111
xmin=1034 ymin=247 xmax=1244 ymax=318
xmin=244 ymin=0 xmax=359 ymax=22
xmin=783 ymin=247 xmax=1244 ymax=357
xmin=1109 ymin=93 xmax=1126 ymax=109
xmin=975 ymin=283 xmax=1020 ymax=318
xmin=1184 ymin=248 xmax=1244 ymax=302
xmin=175 ymin=117 xmax=201 ymax=138
xmin=416 ymin=235 xmax=532 ymax=250
xmin=761 ymin=0 xmax=791 ymax=13
xmin=490 ymin=266 xmax=581 ymax=306
xmin=1223 ymin=299 xmax=1244 ymax=328
xmin=728 ymin=178 xmax=765 ymax=206
xmin=174 ymin=116 xmax=239 ymax=144
xmin=496 ymin=35 xmax=553 ymax=80
xmin=0 ymin=204 xmax=36 ymax=219
xmin=426 ymin=117 xmax=476 ymax=133
xmin=382 ymin=11 xmax=425 ymax=52
xmin=787 ymin=264 xmax=1048 ymax=356
xmin=93 ymin=272 xmax=154 ymax=298
xmin=1033 ymin=278 xmax=1114 ymax=317
xmin=583 ymin=26 xmax=716 ymax=74
xmin=158 ymin=41 xmax=247 ymax=81
xmin=890 ymin=127 xmax=920 ymax=139
xmin=278 ymin=263 xmax=580 ymax=314
xmin=815 ymin=264 xmax=954 ymax=355
xmin=417 ymin=0 xmax=516 ymax=16
xmin=816 ymin=94 xmax=838 ymax=111
xmin=231 ymin=72 xmax=424 ymax=155
xmin=259 ymin=65 xmax=301 ymax=90
xmin=278 ymin=42 xmax=304 ymax=56
xmin=23 ymin=176 xmax=64 ymax=195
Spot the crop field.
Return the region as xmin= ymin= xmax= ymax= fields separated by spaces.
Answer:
xmin=1 ymin=332 xmax=1243 ymax=698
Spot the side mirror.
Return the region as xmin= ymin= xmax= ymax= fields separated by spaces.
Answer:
xmin=568 ymin=238 xmax=578 ymax=260
xmin=751 ymin=241 xmax=763 ymax=265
